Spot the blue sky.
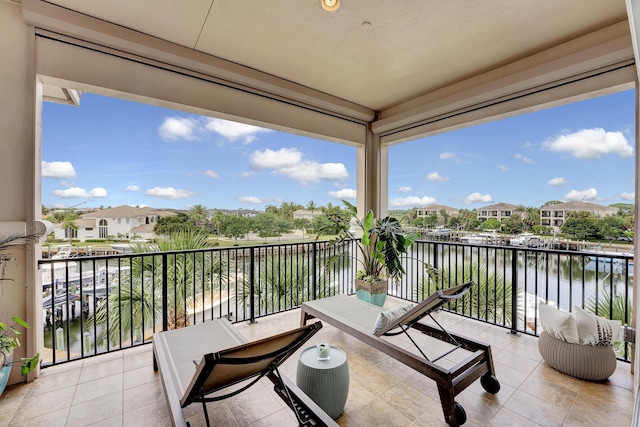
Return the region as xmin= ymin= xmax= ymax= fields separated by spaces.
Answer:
xmin=42 ymin=89 xmax=635 ymax=211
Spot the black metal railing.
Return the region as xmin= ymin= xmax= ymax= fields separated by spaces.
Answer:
xmin=39 ymin=239 xmax=633 ymax=367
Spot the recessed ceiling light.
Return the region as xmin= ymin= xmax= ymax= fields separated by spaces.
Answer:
xmin=321 ymin=0 xmax=340 ymax=12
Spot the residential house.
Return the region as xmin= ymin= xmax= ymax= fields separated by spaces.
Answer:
xmin=292 ymin=209 xmax=323 ymax=220
xmin=540 ymin=201 xmax=618 ymax=230
xmin=54 ymin=205 xmax=176 ymax=242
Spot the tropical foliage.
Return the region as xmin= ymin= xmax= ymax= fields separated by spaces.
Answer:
xmin=237 ymin=254 xmax=335 ymax=316
xmin=419 ymin=262 xmax=516 ymax=326
xmin=326 ymin=200 xmax=419 ymax=283
xmin=0 ymin=316 xmax=39 ymax=375
xmin=89 ymin=230 xmax=227 ymax=343
xmin=586 ymin=288 xmax=632 ymax=356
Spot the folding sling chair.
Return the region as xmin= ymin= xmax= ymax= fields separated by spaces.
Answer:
xmin=153 ymin=319 xmax=338 ymax=427
xmin=300 ymin=281 xmax=501 ymax=426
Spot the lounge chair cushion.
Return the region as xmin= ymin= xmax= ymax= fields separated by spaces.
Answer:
xmin=574 ymin=305 xmax=621 ymax=346
xmin=538 ymin=302 xmax=579 ymax=344
xmin=372 ymin=303 xmax=414 ymax=334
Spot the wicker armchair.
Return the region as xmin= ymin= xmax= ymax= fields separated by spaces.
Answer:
xmin=538 ymin=330 xmax=617 ymax=381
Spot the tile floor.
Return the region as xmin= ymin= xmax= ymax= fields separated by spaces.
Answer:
xmin=0 ymin=303 xmax=635 ymax=426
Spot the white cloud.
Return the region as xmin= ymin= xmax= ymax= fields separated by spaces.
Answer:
xmin=277 ymin=162 xmax=348 ymax=184
xmin=145 ymin=186 xmax=194 ymax=200
xmin=548 ymin=177 xmax=566 ymax=186
xmin=390 ymin=196 xmax=436 ymax=208
xmin=462 ymin=192 xmax=493 ymax=204
xmin=497 ymin=164 xmax=509 ymax=172
xmin=238 ymin=196 xmax=264 ymax=204
xmin=125 ymin=185 xmax=140 ymax=192
xmin=158 ymin=117 xmax=198 ymax=141
xmin=250 ymin=148 xmax=348 ymax=184
xmin=52 ymin=187 xmax=107 ymax=198
xmin=621 ymin=192 xmax=635 ymax=201
xmin=251 ymin=148 xmax=302 ymax=169
xmin=203 ymin=118 xmax=271 ymax=144
xmin=440 ymin=152 xmax=456 ymax=160
xmin=398 ymin=186 xmax=412 ymax=193
xmin=42 ymin=161 xmax=76 ymax=179
xmin=514 ymin=153 xmax=534 ymax=164
xmin=543 ymin=128 xmax=633 ymax=159
xmin=426 ymin=172 xmax=449 ymax=182
xmin=564 ymin=188 xmax=597 ymax=201
xmin=328 ymin=188 xmax=356 ymax=199
xmin=203 ymin=169 xmax=220 ymax=179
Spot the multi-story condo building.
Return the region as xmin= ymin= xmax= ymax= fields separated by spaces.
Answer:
xmin=540 ymin=201 xmax=618 ymax=230
xmin=416 ymin=204 xmax=460 ymax=221
xmin=477 ymin=203 xmax=520 ymax=223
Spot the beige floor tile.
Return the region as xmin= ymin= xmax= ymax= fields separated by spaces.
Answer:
xmin=503 ymin=389 xmax=569 ymax=427
xmin=78 ymin=358 xmax=124 ymax=383
xmin=489 ymin=407 xmax=543 ymax=427
xmin=226 ymin=384 xmax=284 ymax=426
xmin=89 ymin=415 xmax=123 ymax=427
xmin=382 ymin=381 xmax=438 ymax=421
xmin=11 ymin=384 xmax=75 ymax=422
xmin=247 ymin=408 xmax=298 ymax=427
xmin=73 ymin=373 xmax=123 ymax=405
xmin=2 ymin=308 xmax=635 ymax=426
xmin=66 ymin=391 xmax=123 ymax=427
xmin=122 ymin=399 xmax=171 ymax=427
xmin=123 ymin=364 xmax=160 ymax=390
xmin=11 ymin=407 xmax=70 ymax=427
xmin=25 ymin=367 xmax=81 ymax=397
xmin=347 ymin=400 xmax=412 ymax=427
xmin=122 ymin=379 xmax=165 ymax=414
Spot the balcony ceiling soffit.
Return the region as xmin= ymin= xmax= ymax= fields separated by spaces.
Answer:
xmin=24 ymin=0 xmax=631 ymax=132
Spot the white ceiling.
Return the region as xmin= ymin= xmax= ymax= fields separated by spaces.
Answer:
xmin=35 ymin=0 xmax=630 ymax=113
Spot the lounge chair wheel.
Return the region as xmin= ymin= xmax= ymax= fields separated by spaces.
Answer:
xmin=454 ymin=402 xmax=467 ymax=425
xmin=480 ymin=374 xmax=500 ymax=394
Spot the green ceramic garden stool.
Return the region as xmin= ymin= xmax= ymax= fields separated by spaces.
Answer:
xmin=296 ymin=346 xmax=349 ymax=419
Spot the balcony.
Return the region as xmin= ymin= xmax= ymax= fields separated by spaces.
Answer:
xmin=0 ymin=307 xmax=634 ymax=426
xmin=3 ymin=239 xmax=635 ymax=425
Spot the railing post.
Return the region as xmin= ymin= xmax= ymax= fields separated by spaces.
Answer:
xmin=248 ymin=247 xmax=256 ymax=324
xmin=510 ymin=248 xmax=519 ymax=335
xmin=162 ymin=253 xmax=168 ymax=332
xmin=311 ymin=242 xmax=317 ymax=300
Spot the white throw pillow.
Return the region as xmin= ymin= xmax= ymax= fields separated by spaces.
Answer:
xmin=372 ymin=304 xmax=414 ymax=334
xmin=538 ymin=302 xmax=580 ymax=344
xmin=574 ymin=305 xmax=622 ymax=346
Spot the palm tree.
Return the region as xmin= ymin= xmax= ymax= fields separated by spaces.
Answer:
xmin=306 ymin=201 xmax=317 ymax=213
xmin=417 ymin=262 xmax=516 ymax=326
xmin=586 ymin=288 xmax=632 ymax=356
xmin=189 ymin=204 xmax=209 ymax=228
xmin=238 ymin=254 xmax=335 ymax=317
xmin=61 ymin=212 xmax=79 ymax=245
xmin=89 ymin=230 xmax=227 ymax=343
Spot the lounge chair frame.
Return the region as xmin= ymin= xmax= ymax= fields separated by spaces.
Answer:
xmin=153 ymin=318 xmax=339 ymax=427
xmin=300 ymin=281 xmax=500 ymax=426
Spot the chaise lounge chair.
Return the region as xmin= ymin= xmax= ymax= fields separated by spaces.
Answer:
xmin=300 ymin=281 xmax=500 ymax=427
xmin=153 ymin=318 xmax=339 ymax=427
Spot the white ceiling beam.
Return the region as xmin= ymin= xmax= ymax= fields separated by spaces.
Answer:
xmin=21 ymin=0 xmax=375 ymax=123
xmin=373 ymin=21 xmax=634 ymax=136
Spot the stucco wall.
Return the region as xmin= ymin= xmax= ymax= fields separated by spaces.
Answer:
xmin=0 ymin=1 xmax=39 ymax=385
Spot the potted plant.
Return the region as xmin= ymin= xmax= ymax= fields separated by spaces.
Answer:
xmin=0 ymin=316 xmax=39 ymax=395
xmin=0 ymin=233 xmax=41 ymax=396
xmin=326 ymin=200 xmax=422 ymax=306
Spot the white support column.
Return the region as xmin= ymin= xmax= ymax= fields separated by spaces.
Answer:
xmin=0 ymin=2 xmax=40 ymax=383
xmin=625 ymin=0 xmax=640 ymax=394
xmin=357 ymin=124 xmax=387 ymax=218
